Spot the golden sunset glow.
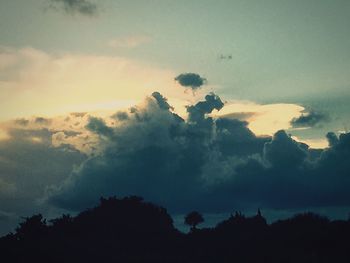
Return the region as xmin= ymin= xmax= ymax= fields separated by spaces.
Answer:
xmin=214 ymin=102 xmax=304 ymax=136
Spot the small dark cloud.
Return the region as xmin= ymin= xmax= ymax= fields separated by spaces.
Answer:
xmin=175 ymin=73 xmax=207 ymax=91
xmin=291 ymin=110 xmax=329 ymax=128
xmin=70 ymin=112 xmax=87 ymax=118
xmin=14 ymin=118 xmax=29 ymax=126
xmin=48 ymin=0 xmax=98 ymax=16
xmin=35 ymin=117 xmax=52 ymax=125
xmin=111 ymin=111 xmax=129 ymax=121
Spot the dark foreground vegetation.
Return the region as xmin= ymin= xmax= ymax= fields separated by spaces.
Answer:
xmin=1 ymin=196 xmax=350 ymax=263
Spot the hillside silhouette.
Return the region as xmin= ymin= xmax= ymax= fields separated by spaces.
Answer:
xmin=1 ymin=196 xmax=350 ymax=263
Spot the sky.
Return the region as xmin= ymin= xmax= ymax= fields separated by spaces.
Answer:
xmin=0 ymin=0 xmax=350 ymax=234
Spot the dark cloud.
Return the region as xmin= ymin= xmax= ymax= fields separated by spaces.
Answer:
xmin=214 ymin=118 xmax=269 ymax=157
xmin=70 ymin=112 xmax=87 ymax=118
xmin=187 ymin=93 xmax=224 ymax=123
xmin=0 ymin=128 xmax=87 ymax=234
xmin=45 ymin=92 xmax=350 ymax=215
xmin=175 ymin=73 xmax=207 ymax=91
xmin=326 ymin=132 xmax=339 ymax=147
xmin=111 ymin=111 xmax=129 ymax=121
xmin=48 ymin=0 xmax=98 ymax=16
xmin=85 ymin=117 xmax=113 ymax=138
xmin=35 ymin=117 xmax=52 ymax=125
xmin=263 ymin=130 xmax=307 ymax=168
xmin=291 ymin=110 xmax=329 ymax=128
xmin=0 ymin=128 xmax=86 ymax=194
xmin=14 ymin=118 xmax=29 ymax=126
xmin=151 ymin=92 xmax=174 ymax=111
xmin=2 ymin=90 xmax=349 ymax=235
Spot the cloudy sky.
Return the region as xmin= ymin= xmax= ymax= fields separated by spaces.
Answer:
xmin=0 ymin=0 xmax=350 ymax=234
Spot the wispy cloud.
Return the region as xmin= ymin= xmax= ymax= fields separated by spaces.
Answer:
xmin=0 ymin=47 xmax=178 ymax=121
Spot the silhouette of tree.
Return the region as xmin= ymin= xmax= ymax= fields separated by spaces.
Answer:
xmin=184 ymin=211 xmax=204 ymax=231
xmin=50 ymin=214 xmax=74 ymax=237
xmin=15 ymin=214 xmax=47 ymax=241
xmin=50 ymin=214 xmax=73 ymax=226
xmin=257 ymin=208 xmax=262 ymax=217
xmin=1 ymin=196 xmax=350 ymax=263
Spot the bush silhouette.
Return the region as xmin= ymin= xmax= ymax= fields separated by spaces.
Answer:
xmin=1 ymin=196 xmax=350 ymax=263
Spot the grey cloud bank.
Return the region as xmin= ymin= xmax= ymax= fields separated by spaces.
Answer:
xmin=0 ymin=91 xmax=350 ymax=235
xmin=0 ymin=127 xmax=87 ymax=234
xmin=46 ymin=92 xmax=350 ymax=214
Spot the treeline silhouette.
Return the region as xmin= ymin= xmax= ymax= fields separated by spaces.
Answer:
xmin=1 ymin=196 xmax=350 ymax=263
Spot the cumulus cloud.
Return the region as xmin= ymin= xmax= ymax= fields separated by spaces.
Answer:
xmin=48 ymin=0 xmax=98 ymax=16
xmin=187 ymin=93 xmax=224 ymax=123
xmin=263 ymin=130 xmax=308 ymax=168
xmin=2 ymin=79 xmax=326 ymax=234
xmin=45 ymin=92 xmax=350 ymax=214
xmin=291 ymin=110 xmax=329 ymax=128
xmin=175 ymin=73 xmax=207 ymax=92
xmin=1 ymin=90 xmax=349 ymax=235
